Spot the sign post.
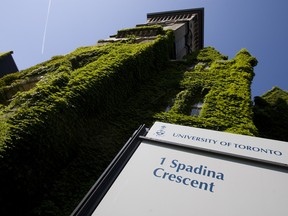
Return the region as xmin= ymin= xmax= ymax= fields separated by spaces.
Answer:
xmin=71 ymin=122 xmax=288 ymax=216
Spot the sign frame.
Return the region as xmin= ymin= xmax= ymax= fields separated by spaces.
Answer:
xmin=70 ymin=122 xmax=288 ymax=216
xmin=70 ymin=125 xmax=147 ymax=216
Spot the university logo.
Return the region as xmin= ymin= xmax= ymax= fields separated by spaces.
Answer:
xmin=155 ymin=125 xmax=166 ymax=137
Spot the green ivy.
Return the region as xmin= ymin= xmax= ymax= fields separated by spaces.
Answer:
xmin=156 ymin=47 xmax=258 ymax=136
xmin=0 ymin=28 xmax=174 ymax=215
xmin=253 ymin=87 xmax=288 ymax=141
xmin=0 ymin=30 xmax=262 ymax=215
xmin=116 ymin=25 xmax=165 ymax=38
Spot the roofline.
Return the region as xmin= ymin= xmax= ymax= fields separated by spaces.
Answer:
xmin=147 ymin=8 xmax=204 ymax=18
xmin=0 ymin=51 xmax=13 ymax=57
xmin=147 ymin=8 xmax=204 ymax=49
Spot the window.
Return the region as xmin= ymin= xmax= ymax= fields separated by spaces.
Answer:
xmin=165 ymin=104 xmax=172 ymax=112
xmin=165 ymin=98 xmax=175 ymax=112
xmin=190 ymin=101 xmax=203 ymax=116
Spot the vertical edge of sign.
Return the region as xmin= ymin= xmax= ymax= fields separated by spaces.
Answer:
xmin=70 ymin=124 xmax=148 ymax=216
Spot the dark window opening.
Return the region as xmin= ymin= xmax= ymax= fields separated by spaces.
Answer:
xmin=165 ymin=98 xmax=175 ymax=112
xmin=190 ymin=101 xmax=203 ymax=116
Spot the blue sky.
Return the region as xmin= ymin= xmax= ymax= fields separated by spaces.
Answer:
xmin=1 ymin=0 xmax=287 ymax=97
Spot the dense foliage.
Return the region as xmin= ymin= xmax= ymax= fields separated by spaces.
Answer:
xmin=0 ymin=28 xmax=265 ymax=215
xmin=156 ymin=47 xmax=258 ymax=136
xmin=0 ymin=29 xmax=174 ymax=215
xmin=116 ymin=25 xmax=165 ymax=38
xmin=253 ymin=87 xmax=288 ymax=141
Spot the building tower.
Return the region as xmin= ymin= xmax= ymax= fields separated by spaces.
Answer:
xmin=146 ymin=8 xmax=204 ymax=58
xmin=100 ymin=8 xmax=203 ymax=59
xmin=0 ymin=8 xmax=269 ymax=216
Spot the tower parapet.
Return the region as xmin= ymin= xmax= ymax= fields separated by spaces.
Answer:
xmin=146 ymin=8 xmax=204 ymax=59
xmin=99 ymin=8 xmax=204 ymax=59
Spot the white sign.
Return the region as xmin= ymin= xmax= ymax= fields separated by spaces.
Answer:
xmin=146 ymin=122 xmax=288 ymax=167
xmin=91 ymin=141 xmax=288 ymax=216
xmin=86 ymin=122 xmax=288 ymax=216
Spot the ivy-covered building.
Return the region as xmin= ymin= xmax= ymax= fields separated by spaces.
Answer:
xmin=0 ymin=8 xmax=286 ymax=216
xmin=253 ymin=87 xmax=288 ymax=142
